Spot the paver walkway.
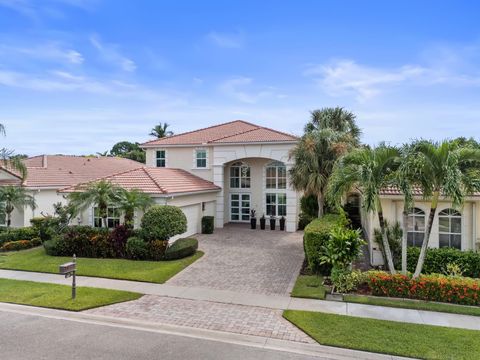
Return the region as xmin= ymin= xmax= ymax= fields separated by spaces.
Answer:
xmin=168 ymin=224 xmax=305 ymax=295
xmin=86 ymin=295 xmax=314 ymax=343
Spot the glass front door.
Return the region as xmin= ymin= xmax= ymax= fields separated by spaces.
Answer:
xmin=230 ymin=193 xmax=250 ymax=222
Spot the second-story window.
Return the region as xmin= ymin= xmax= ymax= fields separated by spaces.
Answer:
xmin=196 ymin=149 xmax=207 ymax=168
xmin=156 ymin=150 xmax=166 ymax=167
xmin=230 ymin=162 xmax=250 ymax=188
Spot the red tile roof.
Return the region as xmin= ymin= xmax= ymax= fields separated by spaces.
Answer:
xmin=21 ymin=155 xmax=143 ymax=188
xmin=141 ymin=120 xmax=298 ymax=147
xmin=60 ymin=167 xmax=220 ymax=195
xmin=380 ymin=185 xmax=480 ymax=197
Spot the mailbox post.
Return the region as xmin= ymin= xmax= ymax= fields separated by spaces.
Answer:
xmin=59 ymin=254 xmax=77 ymax=299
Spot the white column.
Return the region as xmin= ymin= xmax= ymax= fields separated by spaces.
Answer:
xmin=285 ymin=164 xmax=298 ymax=232
xmin=213 ymin=164 xmax=225 ymax=228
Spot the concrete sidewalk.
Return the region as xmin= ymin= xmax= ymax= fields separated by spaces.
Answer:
xmin=1 ymin=269 xmax=480 ymax=331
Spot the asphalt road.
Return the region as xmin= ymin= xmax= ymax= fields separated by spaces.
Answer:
xmin=0 ymin=311 xmax=321 ymax=360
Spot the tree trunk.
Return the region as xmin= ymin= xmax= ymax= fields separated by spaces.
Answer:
xmin=377 ymin=205 xmax=396 ymax=274
xmin=413 ymin=192 xmax=439 ymax=278
xmin=401 ymin=209 xmax=408 ymax=275
xmin=102 ymin=217 xmax=108 ymax=228
xmin=124 ymin=211 xmax=134 ymax=229
xmin=6 ymin=212 xmax=11 ymax=229
xmin=317 ymin=192 xmax=324 ymax=218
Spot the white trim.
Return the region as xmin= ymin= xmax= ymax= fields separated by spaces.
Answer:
xmin=229 ymin=192 xmax=251 ymax=222
xmin=141 ymin=141 xmax=298 ymax=149
xmin=192 ymin=148 xmax=209 ymax=169
xmin=151 ymin=189 xmax=220 ymax=198
xmin=155 ymin=149 xmax=168 ymax=168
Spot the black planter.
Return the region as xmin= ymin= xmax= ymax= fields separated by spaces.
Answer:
xmin=270 ymin=218 xmax=276 ymax=230
xmin=250 ymin=218 xmax=257 ymax=229
xmin=279 ymin=217 xmax=286 ymax=231
xmin=260 ymin=218 xmax=266 ymax=230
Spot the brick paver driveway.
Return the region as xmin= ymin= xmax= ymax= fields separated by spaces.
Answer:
xmin=168 ymin=224 xmax=304 ymax=296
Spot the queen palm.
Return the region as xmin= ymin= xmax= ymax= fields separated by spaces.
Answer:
xmin=116 ymin=188 xmax=154 ymax=228
xmin=149 ymin=122 xmax=173 ymax=138
xmin=68 ymin=180 xmax=121 ymax=228
xmin=327 ymin=145 xmax=400 ymax=273
xmin=289 ymin=108 xmax=361 ymax=217
xmin=0 ymin=186 xmax=36 ymax=228
xmin=408 ymin=140 xmax=480 ymax=278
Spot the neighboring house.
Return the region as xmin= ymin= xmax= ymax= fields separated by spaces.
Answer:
xmin=352 ymin=186 xmax=480 ymax=266
xmin=60 ymin=167 xmax=220 ymax=238
xmin=0 ymin=155 xmax=143 ymax=227
xmin=141 ymin=120 xmax=300 ymax=232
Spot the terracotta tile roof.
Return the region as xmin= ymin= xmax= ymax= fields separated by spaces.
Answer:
xmin=380 ymin=185 xmax=480 ymax=197
xmin=141 ymin=120 xmax=298 ymax=147
xmin=21 ymin=155 xmax=143 ymax=188
xmin=60 ymin=167 xmax=220 ymax=195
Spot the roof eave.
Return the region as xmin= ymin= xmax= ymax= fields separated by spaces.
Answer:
xmin=141 ymin=140 xmax=298 ymax=149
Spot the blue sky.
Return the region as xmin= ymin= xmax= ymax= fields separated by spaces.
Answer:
xmin=1 ymin=0 xmax=480 ymax=155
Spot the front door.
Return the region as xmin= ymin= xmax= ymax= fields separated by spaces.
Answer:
xmin=230 ymin=193 xmax=250 ymax=222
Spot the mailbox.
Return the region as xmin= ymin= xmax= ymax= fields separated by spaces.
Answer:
xmin=59 ymin=262 xmax=76 ymax=275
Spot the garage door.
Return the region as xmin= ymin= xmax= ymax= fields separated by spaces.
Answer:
xmin=170 ymin=204 xmax=201 ymax=241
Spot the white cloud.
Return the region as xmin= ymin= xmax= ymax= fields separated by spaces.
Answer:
xmin=0 ymin=42 xmax=84 ymax=65
xmin=206 ymin=31 xmax=244 ymax=49
xmin=90 ymin=34 xmax=136 ymax=72
xmin=219 ymin=76 xmax=278 ymax=103
xmin=0 ymin=0 xmax=93 ymax=20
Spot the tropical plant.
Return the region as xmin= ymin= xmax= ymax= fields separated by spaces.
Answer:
xmin=149 ymin=122 xmax=173 ymax=138
xmin=68 ymin=180 xmax=121 ymax=228
xmin=290 ymin=108 xmax=361 ymax=217
xmin=0 ymin=124 xmax=27 ymax=179
xmin=110 ymin=141 xmax=145 ymax=163
xmin=320 ymin=225 xmax=365 ymax=270
xmin=406 ymin=140 xmax=480 ymax=278
xmin=374 ymin=220 xmax=402 ymax=270
xmin=140 ymin=205 xmax=187 ymax=242
xmin=0 ymin=186 xmax=36 ymax=228
xmin=116 ymin=188 xmax=154 ymax=228
xmin=327 ymin=145 xmax=400 ymax=273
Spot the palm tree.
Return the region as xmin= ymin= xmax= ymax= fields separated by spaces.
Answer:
xmin=149 ymin=122 xmax=173 ymax=138
xmin=116 ymin=188 xmax=154 ymax=228
xmin=409 ymin=140 xmax=480 ymax=278
xmin=0 ymin=123 xmax=27 ymax=180
xmin=0 ymin=186 xmax=36 ymax=228
xmin=289 ymin=108 xmax=361 ymax=217
xmin=304 ymin=107 xmax=362 ymax=147
xmin=327 ymin=145 xmax=400 ymax=273
xmin=68 ymin=180 xmax=121 ymax=228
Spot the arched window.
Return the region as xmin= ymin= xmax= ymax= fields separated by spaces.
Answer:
xmin=265 ymin=161 xmax=287 ymax=189
xmin=230 ymin=162 xmax=250 ymax=189
xmin=439 ymin=209 xmax=462 ymax=249
xmin=407 ymin=208 xmax=425 ymax=247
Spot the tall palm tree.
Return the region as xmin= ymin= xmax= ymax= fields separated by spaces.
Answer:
xmin=289 ymin=108 xmax=361 ymax=217
xmin=0 ymin=186 xmax=36 ymax=228
xmin=149 ymin=122 xmax=173 ymax=138
xmin=116 ymin=188 xmax=154 ymax=228
xmin=409 ymin=140 xmax=480 ymax=278
xmin=68 ymin=180 xmax=121 ymax=228
xmin=327 ymin=145 xmax=400 ymax=273
xmin=304 ymin=107 xmax=362 ymax=147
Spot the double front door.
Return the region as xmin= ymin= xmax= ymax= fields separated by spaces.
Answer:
xmin=230 ymin=193 xmax=250 ymax=222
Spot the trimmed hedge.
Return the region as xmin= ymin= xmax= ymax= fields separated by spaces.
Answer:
xmin=141 ymin=205 xmax=187 ymax=241
xmin=303 ymin=213 xmax=348 ymax=275
xmin=406 ymin=247 xmax=480 ymax=278
xmin=164 ymin=238 xmax=198 ymax=260
xmin=201 ymin=216 xmax=214 ymax=234
xmin=0 ymin=238 xmax=41 ymax=252
xmin=366 ymin=271 xmax=480 ymax=306
xmin=0 ymin=227 xmax=37 ymax=246
xmin=125 ymin=236 xmax=149 ymax=260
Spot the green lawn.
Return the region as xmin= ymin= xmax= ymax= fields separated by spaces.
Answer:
xmin=290 ymin=274 xmax=326 ymax=300
xmin=0 ymin=278 xmax=141 ymax=311
xmin=0 ymin=247 xmax=203 ymax=283
xmin=344 ymin=294 xmax=480 ymax=317
xmin=283 ymin=310 xmax=480 ymax=360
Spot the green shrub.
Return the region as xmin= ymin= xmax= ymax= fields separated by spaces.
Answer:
xmin=366 ymin=271 xmax=480 ymax=306
xmin=149 ymin=240 xmax=168 ymax=260
xmin=303 ymin=213 xmax=348 ymax=275
xmin=0 ymin=239 xmax=38 ymax=252
xmin=374 ymin=220 xmax=402 ymax=268
xmin=43 ymin=239 xmax=59 ymax=256
xmin=320 ymin=226 xmax=365 ymax=269
xmin=125 ymin=237 xmax=149 ymax=260
xmin=30 ymin=217 xmax=56 ymax=241
xmin=140 ymin=205 xmax=187 ymax=242
xmin=300 ymin=195 xmax=318 ymax=218
xmin=0 ymin=227 xmax=38 ymax=246
xmin=406 ymin=247 xmax=480 ymax=278
xmin=331 ymin=268 xmax=365 ymax=294
xmin=52 ymin=226 xmax=112 ymax=258
xmin=298 ymin=213 xmax=315 ymax=230
xmin=164 ymin=238 xmax=198 ymax=260
xmin=201 ymin=216 xmax=214 ymax=234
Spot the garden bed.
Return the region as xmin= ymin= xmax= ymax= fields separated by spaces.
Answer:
xmin=0 ymin=247 xmax=203 ymax=283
